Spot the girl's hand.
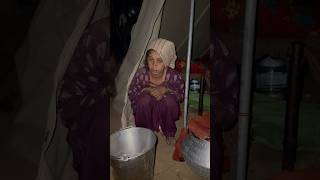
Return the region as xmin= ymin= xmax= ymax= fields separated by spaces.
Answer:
xmin=149 ymin=86 xmax=168 ymax=101
xmin=157 ymin=86 xmax=168 ymax=96
xmin=143 ymin=87 xmax=154 ymax=93
xmin=149 ymin=89 xmax=162 ymax=100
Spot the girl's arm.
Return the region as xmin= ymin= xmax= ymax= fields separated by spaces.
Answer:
xmin=128 ymin=68 xmax=148 ymax=104
xmin=167 ymin=70 xmax=185 ymax=102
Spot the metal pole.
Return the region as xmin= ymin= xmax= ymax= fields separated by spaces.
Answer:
xmin=198 ymin=71 xmax=206 ymax=115
xmin=236 ymin=0 xmax=258 ymax=179
xmin=183 ymin=0 xmax=195 ymax=128
xmin=282 ymin=42 xmax=304 ymax=171
xmin=210 ymin=2 xmax=223 ymax=180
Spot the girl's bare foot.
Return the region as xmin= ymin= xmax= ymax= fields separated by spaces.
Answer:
xmin=166 ymin=136 xmax=176 ymax=146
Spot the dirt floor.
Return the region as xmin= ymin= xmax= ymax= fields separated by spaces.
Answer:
xmin=1 ymin=105 xmax=320 ymax=180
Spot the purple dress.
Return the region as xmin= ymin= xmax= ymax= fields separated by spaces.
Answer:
xmin=128 ymin=67 xmax=184 ymax=137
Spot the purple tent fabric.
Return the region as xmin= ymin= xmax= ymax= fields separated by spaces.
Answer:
xmin=210 ymin=34 xmax=239 ymax=180
xmin=211 ymin=35 xmax=239 ymax=131
xmin=57 ymin=17 xmax=113 ymax=180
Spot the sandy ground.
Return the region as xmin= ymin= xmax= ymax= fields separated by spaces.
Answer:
xmin=0 ymin=106 xmax=319 ymax=180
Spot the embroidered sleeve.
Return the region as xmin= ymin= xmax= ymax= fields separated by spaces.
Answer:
xmin=128 ymin=68 xmax=148 ymax=104
xmin=167 ymin=69 xmax=185 ymax=102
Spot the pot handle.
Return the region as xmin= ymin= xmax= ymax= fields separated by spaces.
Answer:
xmin=111 ymin=154 xmax=130 ymax=162
xmin=119 ymin=125 xmax=134 ymax=131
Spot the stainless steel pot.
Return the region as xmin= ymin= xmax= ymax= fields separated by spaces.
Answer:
xmin=181 ymin=133 xmax=210 ymax=177
xmin=110 ymin=127 xmax=157 ymax=180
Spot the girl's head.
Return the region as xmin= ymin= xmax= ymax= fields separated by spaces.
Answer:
xmin=146 ymin=49 xmax=165 ymax=77
xmin=145 ymin=38 xmax=177 ymax=72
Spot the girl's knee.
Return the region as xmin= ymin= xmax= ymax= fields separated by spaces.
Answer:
xmin=163 ymin=95 xmax=178 ymax=109
xmin=137 ymin=94 xmax=153 ymax=107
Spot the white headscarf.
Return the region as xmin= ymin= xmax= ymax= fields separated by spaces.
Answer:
xmin=147 ymin=38 xmax=177 ymax=69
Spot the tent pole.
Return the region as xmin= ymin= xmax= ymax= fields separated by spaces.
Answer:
xmin=236 ymin=0 xmax=258 ymax=180
xmin=183 ymin=0 xmax=195 ymax=128
xmin=282 ymin=42 xmax=304 ymax=171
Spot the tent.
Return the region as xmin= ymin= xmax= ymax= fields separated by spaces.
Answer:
xmin=10 ymin=0 xmax=210 ymax=179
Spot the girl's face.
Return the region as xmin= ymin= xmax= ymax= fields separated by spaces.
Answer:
xmin=147 ymin=50 xmax=166 ymax=77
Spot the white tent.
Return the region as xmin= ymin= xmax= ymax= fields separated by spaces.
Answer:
xmin=10 ymin=0 xmax=209 ymax=179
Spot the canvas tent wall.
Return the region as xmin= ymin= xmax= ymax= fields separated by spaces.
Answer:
xmin=160 ymin=0 xmax=210 ymax=58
